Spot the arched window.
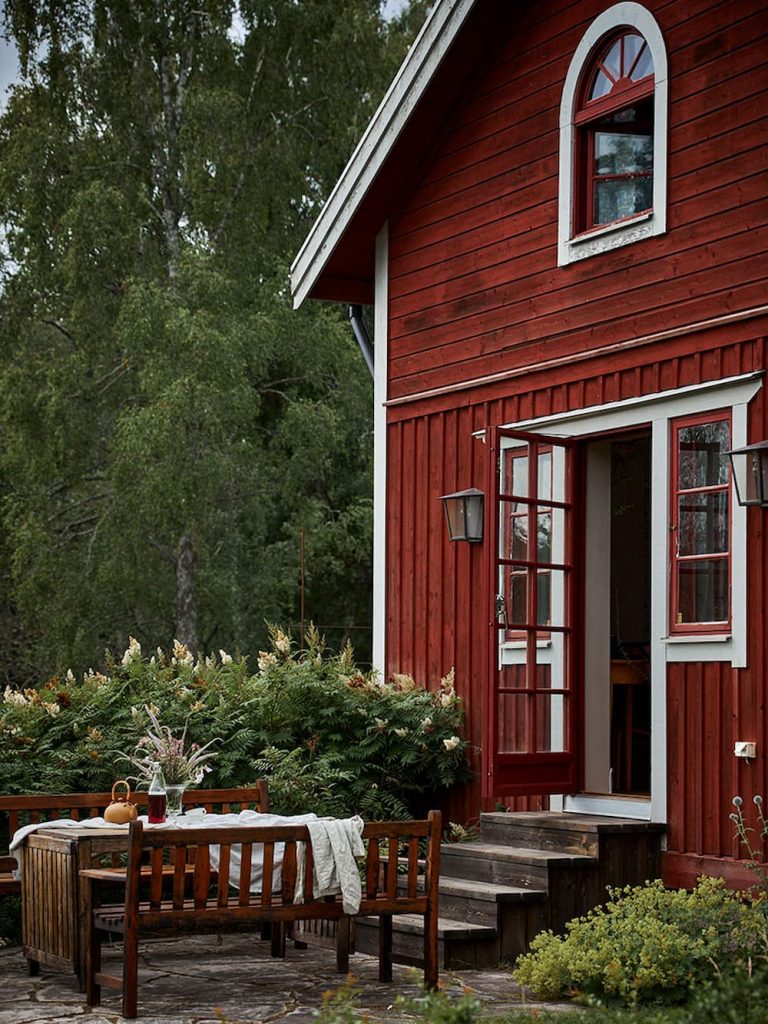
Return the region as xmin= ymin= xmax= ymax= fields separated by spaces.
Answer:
xmin=558 ymin=5 xmax=668 ymax=266
xmin=576 ymin=30 xmax=654 ymax=231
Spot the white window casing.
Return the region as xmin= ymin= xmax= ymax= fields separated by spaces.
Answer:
xmin=558 ymin=3 xmax=669 ymax=267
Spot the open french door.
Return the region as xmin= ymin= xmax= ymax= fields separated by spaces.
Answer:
xmin=483 ymin=426 xmax=579 ymax=800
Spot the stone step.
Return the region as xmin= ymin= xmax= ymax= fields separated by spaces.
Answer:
xmin=353 ymin=913 xmax=499 ymax=971
xmin=479 ymin=811 xmax=665 ymax=855
xmin=440 ymin=841 xmax=595 ymax=889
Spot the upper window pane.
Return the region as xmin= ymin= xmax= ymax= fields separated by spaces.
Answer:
xmin=678 ymin=422 xmax=730 ymax=489
xmin=589 ymin=69 xmax=613 ymax=100
xmin=631 ymin=44 xmax=653 ymax=80
xmin=603 ymin=39 xmax=622 ymax=79
xmin=623 ymin=33 xmax=644 ymax=73
xmin=585 ymin=31 xmax=654 ymax=106
xmin=594 ymin=132 xmax=653 ymax=176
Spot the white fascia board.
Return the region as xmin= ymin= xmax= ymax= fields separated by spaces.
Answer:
xmin=290 ymin=0 xmax=478 ymax=309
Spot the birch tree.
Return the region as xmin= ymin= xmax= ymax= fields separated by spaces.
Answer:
xmin=0 ymin=0 xmax=428 ymax=678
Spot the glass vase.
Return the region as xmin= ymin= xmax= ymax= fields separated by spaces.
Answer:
xmin=165 ymin=784 xmax=187 ymax=820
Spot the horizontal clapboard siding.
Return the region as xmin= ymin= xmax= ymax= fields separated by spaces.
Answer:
xmin=386 ymin=0 xmax=768 ymax=403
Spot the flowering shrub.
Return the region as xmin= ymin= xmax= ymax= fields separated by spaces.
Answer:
xmin=0 ymin=626 xmax=471 ymax=819
xmin=513 ymin=877 xmax=768 ymax=1005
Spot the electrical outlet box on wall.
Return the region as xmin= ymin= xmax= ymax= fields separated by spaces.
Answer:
xmin=734 ymin=741 xmax=757 ymax=759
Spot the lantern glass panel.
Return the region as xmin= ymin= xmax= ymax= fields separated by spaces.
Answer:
xmin=729 ymin=447 xmax=768 ymax=507
xmin=444 ymin=498 xmax=466 ymax=541
xmin=464 ymin=494 xmax=484 ymax=541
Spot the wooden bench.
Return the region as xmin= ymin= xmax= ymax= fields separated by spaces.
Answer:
xmin=0 ymin=783 xmax=270 ymax=898
xmin=82 ymin=811 xmax=441 ymax=1018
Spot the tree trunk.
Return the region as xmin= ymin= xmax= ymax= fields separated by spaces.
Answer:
xmin=175 ymin=533 xmax=197 ymax=653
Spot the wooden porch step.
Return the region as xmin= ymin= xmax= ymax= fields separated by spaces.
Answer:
xmin=353 ymin=913 xmax=498 ymax=971
xmin=437 ymin=877 xmax=546 ymax=928
xmin=440 ymin=841 xmax=595 ymax=889
xmin=356 ymin=811 xmax=665 ymax=971
xmin=480 ymin=811 xmax=665 ymax=855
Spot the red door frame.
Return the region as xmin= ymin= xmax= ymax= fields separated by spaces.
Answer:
xmin=482 ymin=426 xmax=581 ymax=801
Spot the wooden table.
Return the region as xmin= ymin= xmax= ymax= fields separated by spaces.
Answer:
xmin=21 ymin=826 xmax=129 ymax=982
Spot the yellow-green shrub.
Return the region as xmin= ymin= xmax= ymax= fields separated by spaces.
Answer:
xmin=514 ymin=878 xmax=767 ymax=1005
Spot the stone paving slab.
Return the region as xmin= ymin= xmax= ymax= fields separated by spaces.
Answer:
xmin=0 ymin=935 xmax=578 ymax=1023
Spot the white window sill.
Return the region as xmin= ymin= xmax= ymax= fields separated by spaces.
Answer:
xmin=664 ymin=633 xmax=735 ymax=663
xmin=664 ymin=633 xmax=731 ymax=644
xmin=562 ymin=210 xmax=660 ymax=265
xmin=569 ymin=211 xmax=653 ymax=246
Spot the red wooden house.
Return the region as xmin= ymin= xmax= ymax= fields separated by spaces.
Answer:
xmin=292 ymin=0 xmax=768 ymax=895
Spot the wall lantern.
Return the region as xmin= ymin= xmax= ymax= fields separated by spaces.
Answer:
xmin=440 ymin=488 xmax=484 ymax=542
xmin=726 ymin=441 xmax=768 ymax=508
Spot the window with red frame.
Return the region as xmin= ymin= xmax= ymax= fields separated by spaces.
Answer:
xmin=575 ymin=30 xmax=654 ymax=233
xmin=501 ymin=446 xmax=553 ymax=638
xmin=670 ymin=412 xmax=731 ymax=633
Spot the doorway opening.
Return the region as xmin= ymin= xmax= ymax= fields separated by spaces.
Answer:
xmin=583 ymin=431 xmax=652 ymax=797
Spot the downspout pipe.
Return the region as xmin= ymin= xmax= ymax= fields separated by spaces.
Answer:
xmin=349 ymin=305 xmax=375 ymax=378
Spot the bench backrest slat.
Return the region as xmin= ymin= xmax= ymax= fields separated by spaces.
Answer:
xmin=239 ymin=843 xmax=252 ymax=907
xmin=261 ymin=843 xmax=274 ymax=907
xmin=303 ymin=843 xmax=314 ymax=903
xmin=173 ymin=847 xmax=186 ymax=909
xmin=193 ymin=845 xmax=210 ymax=908
xmin=217 ymin=844 xmax=231 ymax=906
xmin=386 ymin=836 xmax=398 ymax=898
xmin=407 ymin=837 xmax=419 ymax=898
xmin=150 ymin=849 xmax=164 ymax=908
xmin=281 ymin=842 xmax=297 ymax=905
xmin=366 ymin=839 xmax=379 ymax=898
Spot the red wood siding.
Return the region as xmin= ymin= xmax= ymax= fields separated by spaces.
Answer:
xmin=385 ymin=328 xmax=768 ymax=856
xmin=386 ymin=0 xmax=768 ymax=405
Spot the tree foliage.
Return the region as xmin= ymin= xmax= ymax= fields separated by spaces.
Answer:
xmin=0 ymin=0 xmax=430 ymax=679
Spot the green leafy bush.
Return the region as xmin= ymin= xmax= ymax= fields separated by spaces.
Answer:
xmin=677 ymin=959 xmax=768 ymax=1024
xmin=513 ymin=877 xmax=768 ymax=1005
xmin=0 ymin=626 xmax=470 ymax=820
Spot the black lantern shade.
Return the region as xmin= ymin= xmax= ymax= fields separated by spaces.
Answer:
xmin=726 ymin=440 xmax=768 ymax=508
xmin=440 ymin=488 xmax=484 ymax=542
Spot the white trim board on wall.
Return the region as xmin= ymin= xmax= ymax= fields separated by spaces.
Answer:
xmin=372 ymin=224 xmax=389 ymax=677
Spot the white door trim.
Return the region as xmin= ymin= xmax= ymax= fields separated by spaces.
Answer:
xmin=495 ymin=371 xmax=762 ymax=822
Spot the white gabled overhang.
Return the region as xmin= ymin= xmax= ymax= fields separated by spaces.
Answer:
xmin=290 ymin=0 xmax=478 ymax=309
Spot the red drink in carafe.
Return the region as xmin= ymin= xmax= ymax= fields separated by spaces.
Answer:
xmin=148 ymin=792 xmax=167 ymax=823
xmin=147 ymin=762 xmax=167 ymax=823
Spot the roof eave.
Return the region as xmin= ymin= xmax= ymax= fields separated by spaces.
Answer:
xmin=290 ymin=0 xmax=478 ymax=309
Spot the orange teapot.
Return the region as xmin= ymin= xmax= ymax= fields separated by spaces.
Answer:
xmin=104 ymin=780 xmax=139 ymax=824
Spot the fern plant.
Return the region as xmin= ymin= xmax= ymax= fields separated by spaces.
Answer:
xmin=0 ymin=628 xmax=471 ymax=820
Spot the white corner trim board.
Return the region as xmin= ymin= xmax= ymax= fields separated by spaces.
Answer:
xmin=290 ymin=0 xmax=478 ymax=308
xmin=372 ymin=224 xmax=389 ymax=676
xmin=557 ymin=3 xmax=669 ymax=267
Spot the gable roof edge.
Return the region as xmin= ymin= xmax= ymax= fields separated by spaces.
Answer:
xmin=290 ymin=0 xmax=478 ymax=309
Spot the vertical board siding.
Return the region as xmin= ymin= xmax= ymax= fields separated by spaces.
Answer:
xmin=385 ymin=0 xmax=768 ymax=403
xmin=386 ymin=336 xmax=768 ymax=849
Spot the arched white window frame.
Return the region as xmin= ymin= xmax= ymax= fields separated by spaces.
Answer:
xmin=558 ymin=3 xmax=668 ymax=267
